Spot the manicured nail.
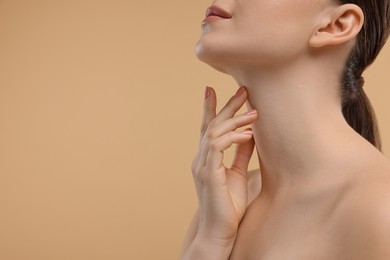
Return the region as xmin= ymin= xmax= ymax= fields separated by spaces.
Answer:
xmin=245 ymin=109 xmax=257 ymax=116
xmin=235 ymin=86 xmax=245 ymax=97
xmin=241 ymin=129 xmax=253 ymax=135
xmin=204 ymin=86 xmax=210 ymax=100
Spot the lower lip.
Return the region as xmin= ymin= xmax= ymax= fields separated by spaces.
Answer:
xmin=201 ymin=15 xmax=229 ymax=25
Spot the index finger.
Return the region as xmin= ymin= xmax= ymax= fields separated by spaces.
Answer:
xmin=199 ymin=86 xmax=216 ymax=146
xmin=212 ymin=86 xmax=248 ymax=127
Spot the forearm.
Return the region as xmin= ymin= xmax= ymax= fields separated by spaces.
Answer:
xmin=180 ymin=232 xmax=236 ymax=260
xmin=179 ymin=208 xmax=200 ymax=258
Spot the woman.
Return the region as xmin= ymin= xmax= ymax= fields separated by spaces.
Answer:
xmin=180 ymin=0 xmax=390 ymax=259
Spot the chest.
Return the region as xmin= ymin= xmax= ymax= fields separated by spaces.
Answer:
xmin=228 ymin=197 xmax=348 ymax=260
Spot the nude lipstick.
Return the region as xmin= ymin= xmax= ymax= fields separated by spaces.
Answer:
xmin=202 ymin=6 xmax=232 ymax=25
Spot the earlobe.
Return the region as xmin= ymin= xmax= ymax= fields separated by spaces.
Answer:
xmin=309 ymin=4 xmax=364 ymax=48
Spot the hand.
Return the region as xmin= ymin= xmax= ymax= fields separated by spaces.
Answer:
xmin=191 ymin=86 xmax=258 ymax=244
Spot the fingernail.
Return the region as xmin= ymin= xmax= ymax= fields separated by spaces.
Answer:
xmin=241 ymin=129 xmax=253 ymax=135
xmin=235 ymin=86 xmax=245 ymax=97
xmin=245 ymin=109 xmax=257 ymax=116
xmin=204 ymin=86 xmax=210 ymax=100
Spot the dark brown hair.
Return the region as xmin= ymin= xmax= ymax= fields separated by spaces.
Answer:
xmin=338 ymin=0 xmax=390 ymax=152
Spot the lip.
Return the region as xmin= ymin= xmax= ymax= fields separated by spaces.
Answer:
xmin=202 ymin=5 xmax=232 ymax=25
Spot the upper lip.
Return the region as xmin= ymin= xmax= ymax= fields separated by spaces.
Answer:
xmin=205 ymin=6 xmax=232 ymax=19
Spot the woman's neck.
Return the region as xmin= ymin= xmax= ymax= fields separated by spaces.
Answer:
xmin=230 ymin=62 xmax=382 ymax=200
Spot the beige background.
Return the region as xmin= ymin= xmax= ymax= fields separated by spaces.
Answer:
xmin=0 ymin=1 xmax=389 ymax=259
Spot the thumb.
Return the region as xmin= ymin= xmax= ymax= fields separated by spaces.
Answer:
xmin=230 ymin=129 xmax=255 ymax=177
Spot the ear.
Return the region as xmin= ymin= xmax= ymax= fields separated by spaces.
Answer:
xmin=309 ymin=4 xmax=364 ymax=48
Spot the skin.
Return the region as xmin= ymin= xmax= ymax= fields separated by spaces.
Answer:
xmin=180 ymin=0 xmax=390 ymax=259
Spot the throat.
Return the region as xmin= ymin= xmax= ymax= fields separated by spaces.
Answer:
xmin=245 ymin=89 xmax=375 ymax=197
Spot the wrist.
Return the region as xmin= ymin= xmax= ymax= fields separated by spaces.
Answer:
xmin=181 ymin=232 xmax=236 ymax=260
xmin=196 ymin=230 xmax=237 ymax=248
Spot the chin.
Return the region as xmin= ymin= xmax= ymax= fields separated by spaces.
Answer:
xmin=194 ymin=40 xmax=231 ymax=75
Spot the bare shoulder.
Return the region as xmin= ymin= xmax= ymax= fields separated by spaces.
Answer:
xmin=338 ymin=165 xmax=390 ymax=258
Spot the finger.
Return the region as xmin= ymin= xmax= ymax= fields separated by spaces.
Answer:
xmin=209 ymin=109 xmax=258 ymax=138
xmin=197 ymin=110 xmax=257 ymax=168
xmin=231 ymin=132 xmax=256 ymax=178
xmin=211 ymin=86 xmax=248 ymax=127
xmin=197 ymin=86 xmax=249 ymax=165
xmin=205 ymin=130 xmax=254 ymax=172
xmin=199 ymin=86 xmax=217 ymax=147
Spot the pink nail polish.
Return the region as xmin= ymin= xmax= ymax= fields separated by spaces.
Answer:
xmin=245 ymin=109 xmax=257 ymax=115
xmin=235 ymin=86 xmax=245 ymax=97
xmin=241 ymin=129 xmax=253 ymax=135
